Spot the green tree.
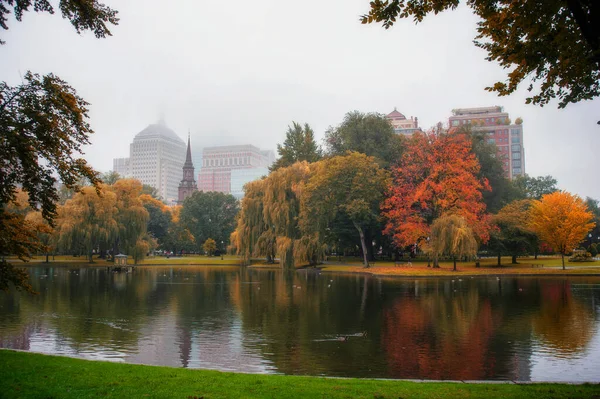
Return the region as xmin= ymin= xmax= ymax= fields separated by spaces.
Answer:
xmin=101 ymin=171 xmax=121 ymax=185
xmin=362 ymin=1 xmax=600 ymax=109
xmin=511 ymin=175 xmax=558 ymax=200
xmin=324 ymin=111 xmax=404 ymax=168
xmin=180 ymin=191 xmax=239 ymax=253
xmin=429 ymin=214 xmax=479 ymax=271
xmin=203 ymin=238 xmax=217 ymax=256
xmin=141 ymin=184 xmax=160 ymax=199
xmin=270 ymin=122 xmax=321 ymax=171
xmin=162 ymin=206 xmax=196 ymax=254
xmin=589 ymin=243 xmax=598 ymax=257
xmin=140 ymin=194 xmax=172 ymax=247
xmin=488 ymin=199 xmax=539 ymax=265
xmin=301 ymin=152 xmax=389 ymax=268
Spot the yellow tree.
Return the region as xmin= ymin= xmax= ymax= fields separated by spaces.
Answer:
xmin=529 ymin=191 xmax=596 ymax=269
xmin=110 ymin=179 xmax=149 ymax=259
xmin=203 ymin=238 xmax=217 ymax=256
xmin=54 ymin=185 xmax=119 ymax=263
xmin=429 ymin=214 xmax=479 ymax=271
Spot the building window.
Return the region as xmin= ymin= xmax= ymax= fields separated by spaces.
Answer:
xmin=487 ymin=138 xmax=496 ymax=144
xmin=451 ymin=120 xmax=459 ymax=127
xmin=513 ymin=168 xmax=522 ymax=174
xmin=511 ymin=136 xmax=520 ymax=143
xmin=512 ymin=152 xmax=521 ymax=160
xmin=511 ymin=128 xmax=520 ymax=136
xmin=513 ymin=160 xmax=521 ymax=167
xmin=511 ymin=144 xmax=521 ymax=151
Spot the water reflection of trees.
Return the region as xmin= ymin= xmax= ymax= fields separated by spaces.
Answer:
xmin=1 ymin=268 xmax=599 ymax=379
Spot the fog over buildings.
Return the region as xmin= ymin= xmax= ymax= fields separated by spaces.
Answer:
xmin=1 ymin=0 xmax=598 ymax=199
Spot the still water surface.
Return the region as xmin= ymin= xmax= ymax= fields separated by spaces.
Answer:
xmin=1 ymin=266 xmax=599 ymax=381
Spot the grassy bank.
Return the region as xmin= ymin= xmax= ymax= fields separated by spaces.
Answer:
xmin=318 ymin=256 xmax=600 ymax=277
xmin=0 ymin=351 xmax=598 ymax=399
xmin=7 ymin=255 xmax=243 ymax=266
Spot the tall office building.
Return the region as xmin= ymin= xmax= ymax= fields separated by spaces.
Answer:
xmin=386 ymin=108 xmax=421 ymax=136
xmin=198 ymin=145 xmax=274 ymax=196
xmin=112 ymin=122 xmax=186 ymax=203
xmin=449 ymin=106 xmax=525 ymax=179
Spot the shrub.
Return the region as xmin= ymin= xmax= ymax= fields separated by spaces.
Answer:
xmin=569 ymin=249 xmax=594 ymax=262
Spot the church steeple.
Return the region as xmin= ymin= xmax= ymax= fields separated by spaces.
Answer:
xmin=178 ymin=132 xmax=198 ymax=204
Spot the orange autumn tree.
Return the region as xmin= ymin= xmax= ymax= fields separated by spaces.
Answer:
xmin=529 ymin=191 xmax=595 ymax=269
xmin=383 ymin=130 xmax=490 ymax=267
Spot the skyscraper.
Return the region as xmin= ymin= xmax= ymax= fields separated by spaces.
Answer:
xmin=178 ymin=135 xmax=197 ymax=204
xmin=449 ymin=106 xmax=525 ymax=179
xmin=113 ymin=122 xmax=186 ymax=203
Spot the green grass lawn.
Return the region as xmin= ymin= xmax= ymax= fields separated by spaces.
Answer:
xmin=0 ymin=351 xmax=598 ymax=399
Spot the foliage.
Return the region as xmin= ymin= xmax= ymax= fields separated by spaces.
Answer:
xmin=568 ymin=249 xmax=594 ymax=262
xmin=429 ymin=214 xmax=478 ymax=271
xmin=234 ymin=162 xmax=312 ymax=267
xmin=488 ymin=199 xmax=538 ymax=264
xmin=0 ymin=72 xmax=100 ymax=223
xmin=270 ymin=122 xmax=321 ymax=171
xmin=529 ymin=191 xmax=596 ymax=269
xmin=511 ymin=175 xmax=558 ymax=200
xmin=54 ymin=185 xmax=118 ymax=262
xmin=300 ymin=152 xmax=389 ymax=267
xmin=180 ymin=191 xmax=239 ymax=253
xmin=454 ymin=125 xmax=512 ymax=213
xmin=203 ymin=238 xmax=217 ymax=256
xmin=162 ymin=206 xmax=196 ymax=254
xmin=0 ymin=0 xmax=119 ymax=44
xmin=101 ymin=171 xmax=121 ymax=185
xmin=324 ymin=111 xmax=404 ymax=168
xmin=141 ymin=184 xmax=160 ymax=199
xmin=383 ymin=130 xmax=491 ymax=254
xmin=361 ymin=1 xmax=600 ymax=109
xmin=110 ymin=179 xmax=149 ymax=256
xmin=589 ymin=243 xmax=598 ymax=257
xmin=140 ymin=194 xmax=171 ymax=246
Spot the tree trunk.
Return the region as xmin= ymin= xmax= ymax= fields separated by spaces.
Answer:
xmin=365 ymin=229 xmax=375 ymax=261
xmin=88 ymin=249 xmax=94 ymax=263
xmin=511 ymin=255 xmax=518 ymax=264
xmin=433 ymin=254 xmax=439 ymax=268
xmin=453 ymin=257 xmax=457 ymax=271
xmin=45 ymin=253 xmax=49 ymax=263
xmin=353 ymin=222 xmax=369 ymax=268
xmin=497 ymin=253 xmax=501 ymax=266
xmin=561 ymin=253 xmax=566 ymax=270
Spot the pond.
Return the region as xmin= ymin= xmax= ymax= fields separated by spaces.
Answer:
xmin=0 ymin=266 xmax=599 ymax=381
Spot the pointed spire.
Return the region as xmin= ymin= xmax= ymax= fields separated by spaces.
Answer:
xmin=184 ymin=131 xmax=193 ymax=166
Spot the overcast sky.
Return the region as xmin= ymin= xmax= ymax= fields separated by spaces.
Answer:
xmin=2 ymin=0 xmax=598 ymax=199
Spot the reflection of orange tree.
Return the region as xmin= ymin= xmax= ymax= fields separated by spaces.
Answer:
xmin=532 ymin=280 xmax=595 ymax=356
xmin=382 ymin=289 xmax=500 ymax=380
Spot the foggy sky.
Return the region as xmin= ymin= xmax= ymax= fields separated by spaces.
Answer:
xmin=2 ymin=0 xmax=598 ymax=199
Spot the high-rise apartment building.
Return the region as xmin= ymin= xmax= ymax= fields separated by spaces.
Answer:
xmin=112 ymin=122 xmax=186 ymax=203
xmin=386 ymin=108 xmax=421 ymax=135
xmin=449 ymin=106 xmax=525 ymax=179
xmin=198 ymin=145 xmax=274 ymax=196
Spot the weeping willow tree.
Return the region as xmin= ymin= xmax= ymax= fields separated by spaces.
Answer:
xmin=234 ymin=162 xmax=321 ymax=268
xmin=54 ymin=185 xmax=119 ymax=262
xmin=429 ymin=214 xmax=479 ymax=271
xmin=110 ymin=179 xmax=150 ymax=260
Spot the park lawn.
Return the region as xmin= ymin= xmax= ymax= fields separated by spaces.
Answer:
xmin=0 ymin=351 xmax=598 ymax=399
xmin=319 ymin=256 xmax=600 ymax=277
xmin=8 ymin=255 xmax=243 ymax=266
